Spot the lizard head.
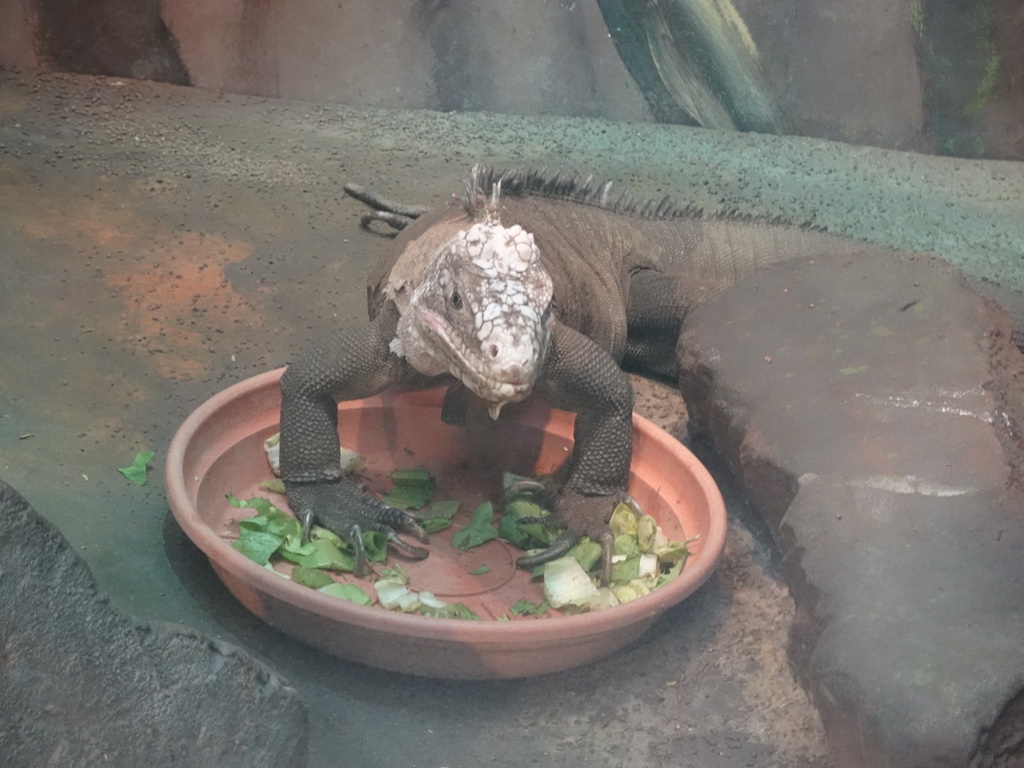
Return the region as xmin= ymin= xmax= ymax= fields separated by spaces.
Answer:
xmin=391 ymin=187 xmax=554 ymax=419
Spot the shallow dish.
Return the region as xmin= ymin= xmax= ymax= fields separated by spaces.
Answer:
xmin=166 ymin=368 xmax=726 ymax=679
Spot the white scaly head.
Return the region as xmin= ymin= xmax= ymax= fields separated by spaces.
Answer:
xmin=390 ymin=179 xmax=554 ymax=418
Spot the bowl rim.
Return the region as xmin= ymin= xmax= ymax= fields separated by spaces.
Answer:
xmin=166 ymin=368 xmax=727 ymax=644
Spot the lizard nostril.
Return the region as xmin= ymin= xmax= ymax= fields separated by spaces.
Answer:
xmin=489 ymin=344 xmax=499 ymax=358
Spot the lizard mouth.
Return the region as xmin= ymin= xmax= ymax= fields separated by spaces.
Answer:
xmin=418 ymin=309 xmax=540 ymax=404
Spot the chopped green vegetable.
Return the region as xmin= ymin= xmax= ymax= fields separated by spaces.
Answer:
xmin=279 ymin=537 xmax=355 ymax=571
xmin=417 ymin=591 xmax=449 ymax=611
xmin=431 ymin=500 xmax=461 ymax=518
xmin=638 ymin=552 xmax=659 ymax=580
xmin=228 ymin=493 xmax=279 ymax=517
xmin=609 ymin=503 xmax=638 ymax=537
xmin=448 ymin=606 xmax=479 ymax=622
xmin=291 ymin=566 xmax=335 ymax=589
xmin=376 ymin=579 xmax=421 ymax=612
xmin=372 ymin=567 xmax=480 ymax=619
xmin=227 ymin=495 xmax=380 ymax=571
xmin=510 ymin=599 xmax=549 ymax=617
xmin=238 ymin=508 xmax=292 ymax=536
xmin=382 ymin=467 xmax=436 ymax=510
xmin=377 ymin=563 xmax=410 ymax=585
xmin=613 ymin=533 xmax=639 ymax=558
xmin=230 ymin=462 xmax=691 ymax=618
xmin=637 ymin=514 xmax=658 ymax=552
xmin=543 ymin=556 xmax=599 ymax=610
xmin=586 ymin=587 xmax=620 ymax=611
xmin=611 ymin=555 xmax=641 ymax=582
xmin=264 ymin=562 xmax=289 ymax=578
xmin=258 ymin=478 xmax=286 ymax=494
xmin=419 ymin=499 xmax=460 ymax=534
xmin=229 ymin=495 xmax=305 ymax=565
xmin=568 ymin=537 xmax=602 ymax=572
xmin=420 ymin=602 xmax=480 ymax=620
xmin=362 ymin=530 xmax=390 ymax=563
xmin=657 ymin=557 xmax=686 ymax=587
xmin=451 ymin=502 xmax=499 ymax=550
xmin=309 ymin=525 xmax=343 ymax=548
xmin=420 ymin=518 xmax=452 ymax=534
xmin=498 ymin=474 xmax=561 ymax=548
xmin=612 ymin=579 xmax=651 ymax=603
xmin=232 ymin=530 xmax=283 ymax=566
xmin=118 ymin=451 xmax=154 ymax=485
xmin=654 ymin=538 xmax=691 ymax=565
xmin=497 ymin=497 xmax=559 ymax=549
xmin=307 ymin=524 xmax=388 ymax=564
xmin=318 ymin=582 xmax=372 ymax=605
xmin=233 ymin=500 xmax=313 ymax=557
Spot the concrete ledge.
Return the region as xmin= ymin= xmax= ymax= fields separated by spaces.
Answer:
xmin=678 ymin=250 xmax=1024 ymax=766
xmin=0 ymin=480 xmax=309 ymax=768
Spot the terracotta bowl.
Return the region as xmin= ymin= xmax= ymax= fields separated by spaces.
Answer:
xmin=166 ymin=368 xmax=726 ymax=679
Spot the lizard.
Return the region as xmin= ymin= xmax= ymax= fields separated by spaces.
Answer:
xmin=277 ymin=165 xmax=927 ymax=581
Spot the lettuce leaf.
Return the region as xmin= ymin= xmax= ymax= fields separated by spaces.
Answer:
xmin=291 ymin=566 xmax=335 ymax=589
xmin=382 ymin=467 xmax=436 ymax=510
xmin=509 ymin=599 xmax=549 ymax=617
xmin=118 ymin=451 xmax=154 ymax=485
xmin=451 ymin=502 xmax=498 ymax=550
xmin=419 ymin=499 xmax=460 ymax=534
xmin=317 ymin=582 xmax=373 ymax=605
xmin=498 ymin=496 xmax=559 ymax=549
xmin=231 ymin=530 xmax=283 ymax=566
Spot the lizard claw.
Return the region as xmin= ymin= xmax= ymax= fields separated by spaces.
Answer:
xmin=286 ymin=477 xmax=431 ymax=576
xmin=334 ymin=523 xmax=429 ymax=578
xmin=385 ymin=528 xmax=430 ymax=559
xmin=506 ymin=483 xmax=638 ymax=586
xmin=516 ymin=531 xmax=578 ymax=569
xmin=502 ymin=477 xmax=558 ymax=509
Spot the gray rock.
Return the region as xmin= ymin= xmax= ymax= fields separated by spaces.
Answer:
xmin=678 ymin=250 xmax=1024 ymax=766
xmin=737 ymin=0 xmax=925 ymax=150
xmin=0 ymin=480 xmax=308 ymax=768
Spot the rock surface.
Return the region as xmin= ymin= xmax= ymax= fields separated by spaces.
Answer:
xmin=678 ymin=250 xmax=1024 ymax=766
xmin=2 ymin=67 xmax=1023 ymax=767
xmin=0 ymin=480 xmax=308 ymax=768
xmin=4 ymin=0 xmax=1022 ymax=158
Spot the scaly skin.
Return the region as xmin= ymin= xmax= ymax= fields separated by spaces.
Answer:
xmin=279 ymin=303 xmax=432 ymax=577
xmin=284 ymin=165 xmax=901 ymax=577
xmin=287 ymin=166 xmax=1024 ymax=583
xmin=281 ymin=170 xmax=636 ymax=578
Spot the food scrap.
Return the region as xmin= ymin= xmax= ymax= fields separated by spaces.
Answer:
xmin=118 ymin=451 xmax=155 ymax=485
xmin=226 ymin=465 xmax=475 ymax=620
xmin=234 ymin=443 xmax=692 ymax=618
xmin=450 ymin=501 xmax=499 ymax=550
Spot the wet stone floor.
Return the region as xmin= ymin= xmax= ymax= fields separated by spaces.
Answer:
xmin=0 ymin=69 xmax=844 ymax=767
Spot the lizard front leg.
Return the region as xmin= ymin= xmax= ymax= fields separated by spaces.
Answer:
xmin=514 ymin=322 xmax=636 ymax=584
xmin=279 ymin=302 xmax=430 ymax=576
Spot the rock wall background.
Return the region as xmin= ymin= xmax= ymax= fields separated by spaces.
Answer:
xmin=2 ymin=1 xmax=1020 ymax=157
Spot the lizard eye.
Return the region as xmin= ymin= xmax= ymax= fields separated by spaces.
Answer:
xmin=449 ymin=291 xmax=463 ymax=311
